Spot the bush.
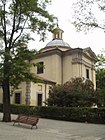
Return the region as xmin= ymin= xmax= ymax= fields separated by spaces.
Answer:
xmin=10 ymin=104 xmax=32 ymax=115
xmin=47 ymin=77 xmax=99 ymax=107
xmin=33 ymin=106 xmax=105 ymax=124
xmin=0 ymin=104 xmax=105 ymax=124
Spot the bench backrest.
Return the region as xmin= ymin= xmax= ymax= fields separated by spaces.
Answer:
xmin=27 ymin=116 xmax=39 ymax=125
xmin=16 ymin=115 xmax=39 ymax=125
xmin=17 ymin=115 xmax=28 ymax=123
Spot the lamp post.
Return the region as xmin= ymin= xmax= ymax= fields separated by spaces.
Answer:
xmin=2 ymin=0 xmax=6 ymax=5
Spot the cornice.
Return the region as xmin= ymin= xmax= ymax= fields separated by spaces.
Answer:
xmin=72 ymin=58 xmax=95 ymax=69
xmin=63 ymin=48 xmax=83 ymax=56
xmin=36 ymin=48 xmax=63 ymax=59
xmin=36 ymin=76 xmax=56 ymax=85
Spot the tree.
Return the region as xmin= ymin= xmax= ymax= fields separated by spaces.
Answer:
xmin=96 ymin=50 xmax=105 ymax=106
xmin=72 ymin=0 xmax=105 ymax=106
xmin=72 ymin=0 xmax=105 ymax=32
xmin=47 ymin=77 xmax=98 ymax=107
xmin=96 ymin=50 xmax=105 ymax=68
xmin=0 ymin=0 xmax=55 ymax=122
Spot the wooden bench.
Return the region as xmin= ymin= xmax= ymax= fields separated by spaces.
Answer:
xmin=12 ymin=115 xmax=39 ymax=129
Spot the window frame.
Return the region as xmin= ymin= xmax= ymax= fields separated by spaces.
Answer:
xmin=37 ymin=61 xmax=44 ymax=74
xmin=86 ymin=68 xmax=89 ymax=79
xmin=15 ymin=92 xmax=21 ymax=104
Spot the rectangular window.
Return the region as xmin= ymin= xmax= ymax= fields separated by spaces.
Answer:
xmin=15 ymin=93 xmax=21 ymax=104
xmin=37 ymin=62 xmax=44 ymax=74
xmin=86 ymin=69 xmax=89 ymax=79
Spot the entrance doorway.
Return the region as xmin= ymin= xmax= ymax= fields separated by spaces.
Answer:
xmin=37 ymin=94 xmax=42 ymax=106
xmin=15 ymin=93 xmax=21 ymax=104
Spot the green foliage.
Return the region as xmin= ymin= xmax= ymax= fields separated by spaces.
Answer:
xmin=97 ymin=52 xmax=105 ymax=68
xmin=0 ymin=104 xmax=105 ymax=124
xmin=0 ymin=0 xmax=56 ymax=88
xmin=0 ymin=46 xmax=38 ymax=89
xmin=95 ymin=89 xmax=105 ymax=107
xmin=10 ymin=104 xmax=31 ymax=115
xmin=0 ymin=0 xmax=55 ymax=122
xmin=47 ymin=77 xmax=99 ymax=107
xmin=47 ymin=84 xmax=67 ymax=106
xmin=0 ymin=0 xmax=54 ymax=86
xmin=96 ymin=69 xmax=105 ymax=89
xmin=96 ymin=50 xmax=105 ymax=106
xmin=0 ymin=0 xmax=55 ymax=42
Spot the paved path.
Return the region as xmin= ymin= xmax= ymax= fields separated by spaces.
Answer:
xmin=0 ymin=113 xmax=105 ymax=140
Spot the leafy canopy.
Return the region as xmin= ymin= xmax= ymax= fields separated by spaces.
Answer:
xmin=47 ymin=77 xmax=99 ymax=107
xmin=0 ymin=0 xmax=56 ymax=88
xmin=96 ymin=50 xmax=105 ymax=88
xmin=0 ymin=0 xmax=56 ymax=122
xmin=72 ymin=0 xmax=105 ymax=106
xmin=96 ymin=50 xmax=105 ymax=106
xmin=0 ymin=0 xmax=55 ymax=44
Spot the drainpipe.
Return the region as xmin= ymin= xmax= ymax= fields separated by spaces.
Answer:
xmin=61 ymin=53 xmax=63 ymax=84
xmin=44 ymin=82 xmax=47 ymax=106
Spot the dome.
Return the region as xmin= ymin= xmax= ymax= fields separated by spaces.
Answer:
xmin=46 ymin=25 xmax=70 ymax=48
xmin=46 ymin=39 xmax=70 ymax=47
xmin=41 ymin=26 xmax=71 ymax=52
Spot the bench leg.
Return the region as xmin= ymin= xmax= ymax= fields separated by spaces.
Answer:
xmin=36 ymin=125 xmax=38 ymax=129
xmin=13 ymin=122 xmax=20 ymax=126
xmin=31 ymin=125 xmax=33 ymax=129
xmin=31 ymin=125 xmax=38 ymax=129
xmin=13 ymin=122 xmax=15 ymax=126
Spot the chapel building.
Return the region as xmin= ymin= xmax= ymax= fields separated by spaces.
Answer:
xmin=0 ymin=26 xmax=97 ymax=106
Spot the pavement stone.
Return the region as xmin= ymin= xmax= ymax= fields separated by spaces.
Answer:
xmin=0 ymin=113 xmax=105 ymax=140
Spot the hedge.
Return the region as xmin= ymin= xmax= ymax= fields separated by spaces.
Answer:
xmin=0 ymin=104 xmax=105 ymax=124
xmin=33 ymin=106 xmax=105 ymax=124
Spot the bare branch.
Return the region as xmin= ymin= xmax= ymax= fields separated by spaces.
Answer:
xmin=79 ymin=21 xmax=105 ymax=30
xmin=14 ymin=3 xmax=22 ymax=33
xmin=8 ymin=1 xmax=18 ymax=49
xmin=2 ymin=1 xmax=7 ymax=48
xmin=72 ymin=0 xmax=105 ymax=32
xmin=11 ymin=16 xmax=28 ymax=48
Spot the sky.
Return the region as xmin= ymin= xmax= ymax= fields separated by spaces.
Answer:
xmin=29 ymin=0 xmax=105 ymax=55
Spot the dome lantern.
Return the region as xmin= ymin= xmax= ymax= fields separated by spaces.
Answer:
xmin=52 ymin=25 xmax=64 ymax=40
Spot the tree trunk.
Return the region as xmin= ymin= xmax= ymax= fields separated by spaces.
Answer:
xmin=2 ymin=79 xmax=11 ymax=122
xmin=2 ymin=0 xmax=11 ymax=121
xmin=2 ymin=48 xmax=11 ymax=122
